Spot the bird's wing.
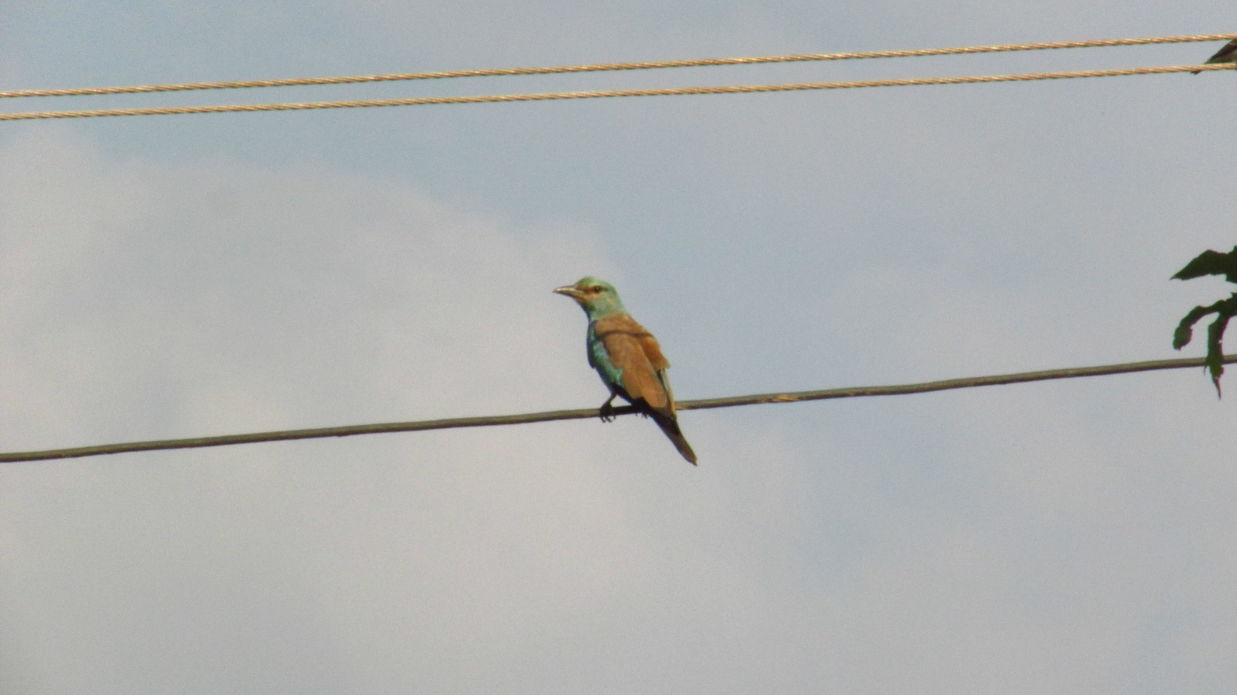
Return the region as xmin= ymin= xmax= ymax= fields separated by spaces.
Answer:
xmin=594 ymin=314 xmax=673 ymax=412
xmin=637 ymin=332 xmax=677 ymax=408
xmin=1207 ymin=39 xmax=1237 ymax=64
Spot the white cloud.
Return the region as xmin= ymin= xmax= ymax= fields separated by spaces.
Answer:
xmin=0 ymin=129 xmax=814 ymax=695
xmin=3 ymin=5 xmax=1237 ymax=692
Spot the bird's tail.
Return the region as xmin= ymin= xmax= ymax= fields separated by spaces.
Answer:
xmin=651 ymin=411 xmax=698 ymax=465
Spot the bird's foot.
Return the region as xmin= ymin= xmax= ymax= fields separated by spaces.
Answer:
xmin=599 ymin=401 xmax=616 ymax=423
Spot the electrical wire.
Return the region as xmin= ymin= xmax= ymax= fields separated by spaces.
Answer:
xmin=1 ymin=64 xmax=1228 ymax=121
xmin=1 ymin=34 xmax=1231 ymax=100
xmin=1 ymin=354 xmax=1231 ymax=463
xmin=1 ymin=33 xmax=1233 ymax=120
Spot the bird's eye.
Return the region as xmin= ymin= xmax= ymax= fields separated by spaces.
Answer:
xmin=590 ymin=285 xmax=604 ymax=292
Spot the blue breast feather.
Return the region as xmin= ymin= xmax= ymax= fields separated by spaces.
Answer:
xmin=586 ymin=321 xmax=624 ymax=388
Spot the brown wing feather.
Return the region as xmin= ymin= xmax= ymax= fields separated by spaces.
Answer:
xmin=593 ymin=313 xmax=696 ymax=465
xmin=594 ymin=314 xmax=673 ymax=413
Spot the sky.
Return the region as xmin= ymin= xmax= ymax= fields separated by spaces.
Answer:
xmin=2 ymin=3 xmax=1236 ymax=694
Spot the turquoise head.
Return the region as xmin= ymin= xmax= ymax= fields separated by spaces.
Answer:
xmin=553 ymin=277 xmax=627 ymax=319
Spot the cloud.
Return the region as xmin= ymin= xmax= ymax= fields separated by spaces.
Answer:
xmin=3 ymin=8 xmax=1237 ymax=689
xmin=1 ymin=128 xmax=607 ymax=440
xmin=0 ymin=128 xmax=820 ymax=695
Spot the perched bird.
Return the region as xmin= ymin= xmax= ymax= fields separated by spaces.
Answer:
xmin=554 ymin=277 xmax=697 ymax=465
xmin=1192 ymin=39 xmax=1237 ymax=74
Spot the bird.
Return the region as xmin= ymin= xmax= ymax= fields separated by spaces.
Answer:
xmin=554 ymin=277 xmax=698 ymax=465
xmin=1192 ymin=39 xmax=1237 ymax=74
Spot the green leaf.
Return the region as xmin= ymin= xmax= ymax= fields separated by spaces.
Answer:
xmin=1172 ymin=301 xmax=1228 ymax=350
xmin=1172 ymin=292 xmax=1237 ymax=396
xmin=1173 ymin=308 xmax=1205 ymax=350
xmin=1206 ymin=313 xmax=1231 ymax=397
xmin=1173 ymin=246 xmax=1237 ymax=282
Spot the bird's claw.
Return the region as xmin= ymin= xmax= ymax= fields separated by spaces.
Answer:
xmin=599 ymin=401 xmax=616 ymax=423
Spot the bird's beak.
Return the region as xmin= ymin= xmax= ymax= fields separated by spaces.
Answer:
xmin=553 ymin=285 xmax=584 ymax=300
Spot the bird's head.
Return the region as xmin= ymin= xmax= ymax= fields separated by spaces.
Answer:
xmin=553 ymin=277 xmax=626 ymax=318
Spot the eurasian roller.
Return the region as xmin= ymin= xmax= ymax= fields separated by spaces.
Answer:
xmin=554 ymin=277 xmax=697 ymax=465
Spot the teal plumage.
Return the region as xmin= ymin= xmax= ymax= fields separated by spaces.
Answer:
xmin=554 ymin=277 xmax=698 ymax=465
xmin=586 ymin=322 xmax=624 ymax=388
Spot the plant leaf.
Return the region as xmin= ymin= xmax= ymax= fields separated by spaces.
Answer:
xmin=1172 ymin=246 xmax=1237 ymax=282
